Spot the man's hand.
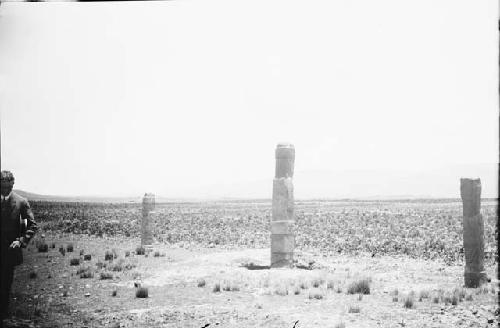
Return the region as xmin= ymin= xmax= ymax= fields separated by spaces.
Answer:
xmin=9 ymin=240 xmax=21 ymax=248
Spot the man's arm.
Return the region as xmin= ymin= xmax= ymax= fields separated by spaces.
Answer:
xmin=19 ymin=199 xmax=38 ymax=247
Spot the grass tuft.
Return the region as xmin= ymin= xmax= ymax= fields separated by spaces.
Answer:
xmin=403 ymin=296 xmax=414 ymax=309
xmin=70 ymin=258 xmax=80 ymax=266
xmin=135 ymin=287 xmax=148 ymax=298
xmin=308 ymin=289 xmax=324 ymax=300
xmin=348 ymin=305 xmax=361 ymax=313
xmin=347 ymin=278 xmax=370 ymax=295
xmin=38 ymin=243 xmax=48 ymax=253
xmin=100 ymin=271 xmax=113 ymax=280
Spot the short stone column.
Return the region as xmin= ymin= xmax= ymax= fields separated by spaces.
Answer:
xmin=460 ymin=178 xmax=487 ymax=287
xmin=271 ymin=143 xmax=295 ymax=268
xmin=141 ymin=193 xmax=155 ymax=247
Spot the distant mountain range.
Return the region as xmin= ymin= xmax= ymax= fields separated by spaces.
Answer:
xmin=13 ymin=163 xmax=498 ymax=202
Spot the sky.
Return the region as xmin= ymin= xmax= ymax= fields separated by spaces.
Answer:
xmin=0 ymin=0 xmax=498 ymax=198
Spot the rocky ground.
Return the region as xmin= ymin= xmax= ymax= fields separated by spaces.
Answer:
xmin=3 ymin=233 xmax=499 ymax=328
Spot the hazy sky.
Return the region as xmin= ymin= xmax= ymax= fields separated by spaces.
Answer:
xmin=0 ymin=0 xmax=498 ymax=198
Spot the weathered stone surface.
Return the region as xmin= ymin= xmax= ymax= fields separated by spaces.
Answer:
xmin=271 ymin=234 xmax=295 ymax=253
xmin=141 ymin=193 xmax=155 ymax=247
xmin=460 ymin=178 xmax=487 ymax=287
xmin=271 ymin=252 xmax=294 ymax=268
xmin=271 ymin=143 xmax=295 ymax=268
xmin=272 ymin=178 xmax=294 ymax=222
xmin=275 ymin=143 xmax=295 ymax=179
xmin=270 ymin=220 xmax=295 ymax=235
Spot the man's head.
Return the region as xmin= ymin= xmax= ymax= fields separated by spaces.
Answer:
xmin=1 ymin=171 xmax=15 ymax=196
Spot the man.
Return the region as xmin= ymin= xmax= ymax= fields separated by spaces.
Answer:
xmin=1 ymin=171 xmax=38 ymax=319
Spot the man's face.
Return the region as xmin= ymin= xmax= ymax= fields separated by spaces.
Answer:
xmin=0 ymin=180 xmax=14 ymax=197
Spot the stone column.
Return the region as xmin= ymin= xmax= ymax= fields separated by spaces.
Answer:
xmin=271 ymin=143 xmax=295 ymax=268
xmin=460 ymin=178 xmax=487 ymax=287
xmin=141 ymin=193 xmax=155 ymax=247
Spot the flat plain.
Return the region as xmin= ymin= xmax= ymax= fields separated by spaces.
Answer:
xmin=4 ymin=199 xmax=499 ymax=328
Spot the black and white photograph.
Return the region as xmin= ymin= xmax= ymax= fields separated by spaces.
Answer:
xmin=0 ymin=1 xmax=498 ymax=327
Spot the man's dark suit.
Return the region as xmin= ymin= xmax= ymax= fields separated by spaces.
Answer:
xmin=1 ymin=191 xmax=38 ymax=317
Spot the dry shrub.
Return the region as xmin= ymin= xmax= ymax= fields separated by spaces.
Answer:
xmin=274 ymin=285 xmax=288 ymax=296
xmin=403 ymin=296 xmax=414 ymax=309
xmin=135 ymin=246 xmax=145 ymax=255
xmin=334 ymin=322 xmax=345 ymax=328
xmin=38 ymin=243 xmax=48 ymax=253
xmin=348 ymin=305 xmax=360 ymax=313
xmin=83 ymin=254 xmax=92 ymax=261
xmin=308 ymin=289 xmax=324 ymax=300
xmin=100 ymin=271 xmax=113 ymax=280
xmin=66 ymin=244 xmax=74 ymax=252
xmin=197 ymin=278 xmax=206 ymax=287
xmin=327 ymin=280 xmax=335 ymax=290
xmin=418 ymin=290 xmax=430 ymax=299
xmin=77 ymin=266 xmax=94 ymax=279
xmin=29 ymin=271 xmax=37 ymax=279
xmin=70 ymin=258 xmax=80 ymax=266
xmin=109 ymin=259 xmax=126 ymax=272
xmin=135 ymin=287 xmax=148 ymax=298
xmin=213 ymin=283 xmax=221 ymax=293
xmin=104 ymin=250 xmax=114 ymax=261
xmin=347 ymin=279 xmax=370 ymax=295
xmin=153 ymin=251 xmax=160 ymax=257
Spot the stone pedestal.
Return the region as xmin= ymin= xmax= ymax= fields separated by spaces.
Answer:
xmin=460 ymin=178 xmax=487 ymax=287
xmin=271 ymin=143 xmax=295 ymax=268
xmin=141 ymin=193 xmax=155 ymax=247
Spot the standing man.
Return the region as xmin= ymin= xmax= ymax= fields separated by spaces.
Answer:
xmin=1 ymin=171 xmax=38 ymax=319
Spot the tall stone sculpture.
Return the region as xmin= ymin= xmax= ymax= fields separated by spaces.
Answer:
xmin=141 ymin=193 xmax=155 ymax=247
xmin=271 ymin=143 xmax=295 ymax=268
xmin=460 ymin=178 xmax=487 ymax=287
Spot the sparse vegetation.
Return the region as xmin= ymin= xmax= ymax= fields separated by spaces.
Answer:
xmin=70 ymin=258 xmax=80 ymax=266
xmin=84 ymin=254 xmax=91 ymax=261
xmin=212 ymin=283 xmax=221 ymax=293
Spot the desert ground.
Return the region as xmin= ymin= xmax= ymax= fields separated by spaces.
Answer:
xmin=3 ymin=199 xmax=499 ymax=328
